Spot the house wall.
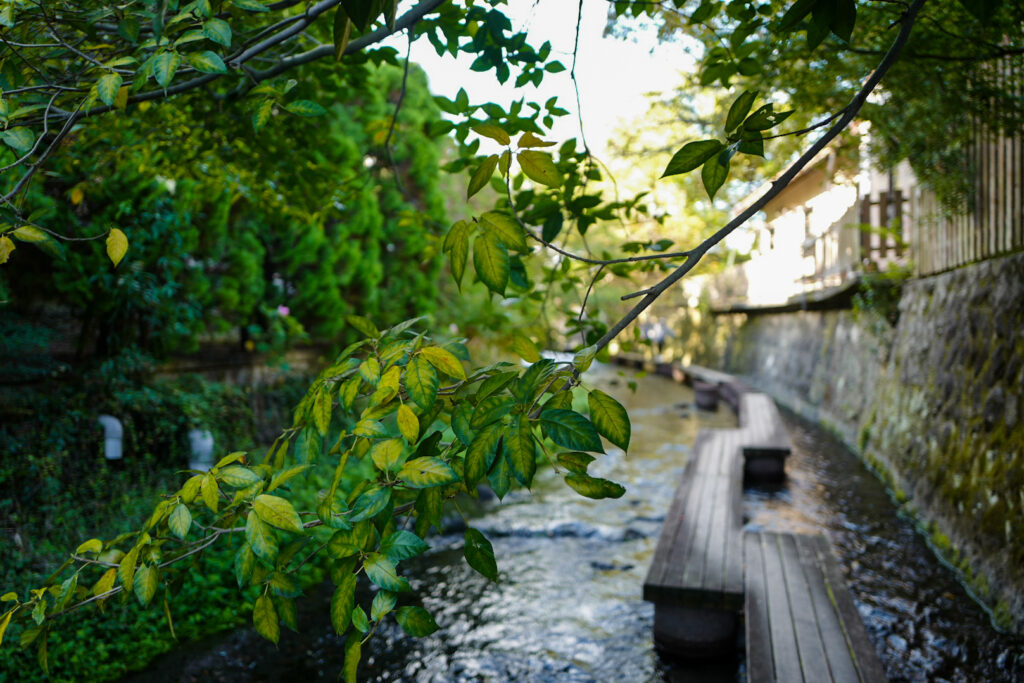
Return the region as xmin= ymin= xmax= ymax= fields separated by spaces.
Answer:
xmin=693 ymin=249 xmax=1024 ymax=631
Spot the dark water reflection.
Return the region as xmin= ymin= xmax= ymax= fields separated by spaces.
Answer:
xmin=126 ymin=365 xmax=1024 ymax=682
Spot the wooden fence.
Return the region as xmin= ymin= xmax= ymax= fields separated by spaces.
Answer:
xmin=912 ymin=56 xmax=1024 ymax=276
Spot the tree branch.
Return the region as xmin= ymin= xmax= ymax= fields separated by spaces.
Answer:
xmin=595 ymin=0 xmax=928 ymax=353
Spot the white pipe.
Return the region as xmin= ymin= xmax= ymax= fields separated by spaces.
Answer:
xmin=97 ymin=414 xmax=123 ymax=460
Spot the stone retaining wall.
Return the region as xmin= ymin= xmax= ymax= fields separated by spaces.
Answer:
xmin=695 ymin=251 xmax=1024 ymax=631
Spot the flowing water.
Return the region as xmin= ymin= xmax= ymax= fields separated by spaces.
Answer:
xmin=128 ymin=364 xmax=1024 ymax=682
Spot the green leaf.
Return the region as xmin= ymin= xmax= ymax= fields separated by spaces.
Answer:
xmin=314 ymin=386 xmax=332 ymax=436
xmin=504 ymin=416 xmax=536 ymax=487
xmin=510 ymin=332 xmax=541 ymax=363
xmin=347 ymin=314 xmax=380 ymax=338
xmin=334 ymin=6 xmax=353 ymax=60
xmin=2 ymin=128 xmax=34 ymax=154
xmin=443 ymin=220 xmax=471 ymax=289
xmin=252 ymin=98 xmax=274 ymax=131
xmin=471 ymin=395 xmax=515 ymax=429
xmin=168 ymin=504 xmax=192 ymax=539
xmin=246 ymin=511 xmax=278 ymax=562
xmin=556 ymin=451 xmax=594 ymax=474
xmin=587 ymin=389 xmax=631 ymax=451
xmin=363 ymin=553 xmax=411 ymax=591
xmin=354 ymin=419 xmax=388 ymax=439
xmin=105 ymin=227 xmax=129 ymax=267
xmin=419 ymin=346 xmax=466 ymax=380
xmin=370 ymin=438 xmax=404 ymax=472
xmin=359 ymin=357 xmax=381 ymax=384
xmin=153 ymin=51 xmax=181 ymax=88
xmin=488 ymin=446 xmax=512 ymax=499
xmin=187 ymin=51 xmax=227 ymax=74
xmin=701 ymin=152 xmax=730 ymax=200
xmin=398 ymin=456 xmax=458 ymax=488
xmin=342 ymin=0 xmax=379 ymax=31
xmin=133 ymin=565 xmax=159 ymax=606
xmin=473 ymin=231 xmax=510 ymax=295
xmin=285 ymin=100 xmax=328 ymax=117
xmin=371 ymin=590 xmax=397 ymax=622
xmin=464 ymin=527 xmax=498 ymax=581
xmin=201 ymin=472 xmax=219 ymax=512
xmin=517 ymin=150 xmax=561 ymax=187
xmin=468 ymin=155 xmax=499 ymax=199
xmin=75 ymin=538 xmax=103 ymax=555
xmin=234 ymin=544 xmax=256 ymax=587
xmin=233 ymin=0 xmax=269 ymax=11
xmin=349 ymin=487 xmax=391 ymax=522
xmin=253 ymin=494 xmax=304 ymax=533
xmin=96 ymin=73 xmax=123 ymax=107
xmin=481 ymin=212 xmax=528 ymax=252
xmin=330 ymin=572 xmax=356 ymax=634
xmin=465 ymin=423 xmax=503 ymax=487
xmin=380 ymin=530 xmax=429 ymax=562
xmin=343 ymin=631 xmax=361 ymax=683
xmin=396 ymin=606 xmax=439 ymax=637
xmin=253 ymin=594 xmax=279 ymax=644
xmin=218 ymin=465 xmax=262 ymax=488
xmin=403 ymin=357 xmax=438 ymax=411
xmin=0 ymin=609 xmax=13 ymax=648
xmin=725 ymin=90 xmax=757 ymax=132
xmin=327 ymin=522 xmax=374 ymax=558
xmin=270 ymin=572 xmax=302 ymax=598
xmin=472 ymin=123 xmax=511 ymax=145
xmin=202 ymin=18 xmax=232 ymax=46
xmin=828 ymin=0 xmax=856 ymax=42
xmin=662 ymin=139 xmax=724 ymax=177
xmin=539 ymin=409 xmax=604 ymax=453
xmin=778 ymin=0 xmax=818 ymax=31
xmin=565 ymin=473 xmax=626 ymax=499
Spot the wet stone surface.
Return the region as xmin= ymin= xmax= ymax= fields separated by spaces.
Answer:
xmin=125 ymin=365 xmax=1023 ymax=682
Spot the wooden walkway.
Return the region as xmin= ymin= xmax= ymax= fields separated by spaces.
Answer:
xmin=629 ymin=357 xmax=885 ymax=678
xmin=746 ymin=532 xmax=887 ymax=682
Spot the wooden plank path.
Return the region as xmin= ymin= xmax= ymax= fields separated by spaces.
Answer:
xmin=745 ymin=532 xmax=887 ymax=682
xmin=643 ymin=429 xmax=745 ymax=656
xmin=631 ymin=358 xmax=884 ymax=677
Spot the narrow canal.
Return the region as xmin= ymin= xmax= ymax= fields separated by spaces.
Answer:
xmin=127 ymin=364 xmax=1024 ymax=682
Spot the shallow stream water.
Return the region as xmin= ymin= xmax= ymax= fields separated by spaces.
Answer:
xmin=126 ymin=364 xmax=1024 ymax=682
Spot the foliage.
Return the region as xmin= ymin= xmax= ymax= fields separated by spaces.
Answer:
xmin=644 ymin=0 xmax=1023 ymax=208
xmin=0 ymin=0 xmax=1006 ymax=678
xmin=1 ymin=59 xmax=448 ymax=357
xmin=852 ymin=262 xmax=912 ymax=329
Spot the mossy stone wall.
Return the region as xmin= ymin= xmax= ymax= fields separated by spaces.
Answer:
xmin=696 ymin=251 xmax=1024 ymax=631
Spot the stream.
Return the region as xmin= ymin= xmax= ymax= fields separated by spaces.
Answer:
xmin=125 ymin=363 xmax=1024 ymax=682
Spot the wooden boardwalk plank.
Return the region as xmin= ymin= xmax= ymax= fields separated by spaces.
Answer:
xmin=745 ymin=532 xmax=887 ymax=683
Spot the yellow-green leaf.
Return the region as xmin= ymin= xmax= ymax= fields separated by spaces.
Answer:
xmin=153 ymin=51 xmax=180 ymax=88
xmin=75 ymin=538 xmax=103 ymax=555
xmin=346 ymin=314 xmax=379 ymax=338
xmin=330 ymin=571 xmax=356 ymax=634
xmin=314 ymin=385 xmax=332 ymax=436
xmin=201 ymin=472 xmax=219 ymax=512
xmin=398 ymin=456 xmax=458 ymax=488
xmin=106 ymin=228 xmax=128 ymax=267
xmin=218 ymin=465 xmax=261 ymax=488
xmin=334 ymin=6 xmax=352 ymax=60
xmin=133 ymin=565 xmax=159 ymax=606
xmin=397 ymin=404 xmax=419 ymax=443
xmin=443 ymin=220 xmax=471 ymax=289
xmin=343 ymin=631 xmax=361 ymax=683
xmin=587 ymin=389 xmax=631 ymax=451
xmin=517 ymin=150 xmax=561 ymax=187
xmin=472 ymin=230 xmax=510 ymax=295
xmin=179 ymin=474 xmax=203 ymax=503
xmin=117 ymin=545 xmax=140 ymax=592
xmin=369 ymin=438 xmax=403 ymax=472
xmin=0 ymin=609 xmax=13 ymax=648
xmin=419 ymin=346 xmax=466 ymax=380
xmin=96 ymin=73 xmax=123 ymax=107
xmin=92 ymin=568 xmax=117 ymax=598
xmin=246 ymin=511 xmax=278 ymax=561
xmin=253 ymin=594 xmax=279 ymax=644
xmin=471 ymin=123 xmax=510 ymax=145
xmin=517 ymin=131 xmax=556 ymax=148
xmin=168 ymin=503 xmax=191 ymax=539
xmin=564 ymin=473 xmax=626 ymax=499
xmin=187 ymin=50 xmax=228 ymax=74
xmin=253 ymin=494 xmax=304 ymax=533
xmin=359 ymin=357 xmax=381 ymax=385
xmin=0 ymin=235 xmax=15 ymax=264
xmin=480 ymin=211 xmax=527 ymax=251
xmin=573 ymin=345 xmax=597 ymax=373
xmin=468 ymin=154 xmax=499 ymax=199
xmin=511 ymin=332 xmax=540 ymax=363
xmin=403 ymin=356 xmax=438 ymax=411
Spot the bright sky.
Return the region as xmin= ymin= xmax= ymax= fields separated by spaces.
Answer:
xmin=398 ymin=1 xmax=694 ymax=157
